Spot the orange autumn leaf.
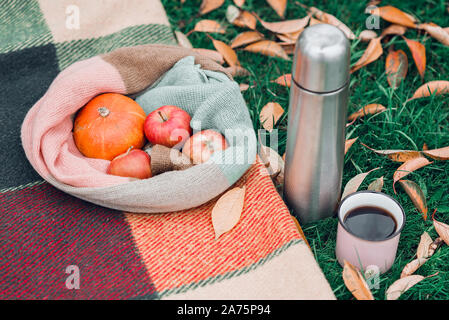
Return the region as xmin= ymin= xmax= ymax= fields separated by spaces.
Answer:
xmin=393 ymin=157 xmax=431 ymax=192
xmin=276 ymin=29 xmax=304 ymax=44
xmin=418 ymin=23 xmax=449 ymax=46
xmin=386 ymin=49 xmax=408 ymax=88
xmin=380 ymin=24 xmax=407 ymax=38
xmin=409 ymin=81 xmax=449 ymax=100
xmin=342 ymin=260 xmax=375 ymax=300
xmin=403 ymin=37 xmax=426 ymax=79
xmin=193 ymin=48 xmax=224 ymax=64
xmin=227 ymin=6 xmax=257 ymax=30
xmin=308 ymin=7 xmax=356 ymax=40
xmin=345 ymin=137 xmax=358 ymax=155
xmin=244 ymin=40 xmax=290 ymax=60
xmin=423 ymin=146 xmax=449 ymax=160
xmin=257 ymin=15 xmax=310 ymax=34
xmin=209 ymin=36 xmax=240 ymax=67
xmin=200 ymin=0 xmax=225 ymax=15
xmin=361 ymin=143 xmax=422 ymax=162
xmin=230 ymin=31 xmax=264 ymax=48
xmin=399 ymin=180 xmax=428 ymax=220
xmin=369 ymin=5 xmax=417 ymax=28
xmin=272 ymin=73 xmax=291 ymax=87
xmin=348 ymin=103 xmax=386 ymax=121
xmin=351 ymin=37 xmax=383 ymax=73
xmin=260 ymin=102 xmax=284 ymax=132
xmin=266 ymin=0 xmax=287 ymax=18
xmin=193 ymin=19 xmax=226 ymax=34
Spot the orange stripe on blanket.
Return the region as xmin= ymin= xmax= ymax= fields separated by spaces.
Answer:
xmin=125 ymin=160 xmax=302 ymax=292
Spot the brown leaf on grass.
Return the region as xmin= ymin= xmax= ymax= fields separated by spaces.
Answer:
xmin=342 ymin=260 xmax=375 ymax=300
xmin=351 ymin=37 xmax=383 ymax=73
xmin=368 ymin=5 xmax=417 ymax=28
xmin=342 ymin=168 xmax=379 ymax=199
xmin=380 ymin=24 xmax=407 ymax=38
xmin=212 ymin=186 xmax=245 ymax=239
xmin=174 ymin=31 xmax=193 ymax=49
xmin=231 ymin=31 xmax=264 ymax=48
xmin=423 ymin=146 xmax=449 ymax=160
xmin=267 ymin=0 xmax=287 ymax=18
xmin=279 ymin=43 xmax=295 ymax=55
xmin=409 ymin=81 xmax=449 ymax=100
xmin=348 ymin=104 xmax=386 ymax=121
xmin=200 ymin=0 xmax=225 ymax=15
xmin=272 ymin=73 xmax=291 ymax=87
xmin=193 ymin=48 xmax=224 ymax=64
xmin=386 ymin=49 xmax=408 ymax=88
xmin=209 ymin=36 xmax=240 ymax=66
xmin=359 ymin=30 xmax=378 ymax=42
xmin=403 ymin=37 xmax=426 ymax=79
xmin=193 ymin=19 xmax=226 ymax=34
xmin=386 ymin=275 xmax=425 ymax=300
xmin=367 ymin=176 xmax=384 ymax=192
xmin=226 ymin=6 xmax=257 ymax=30
xmin=417 ymin=232 xmax=433 ymax=259
xmin=224 ymin=65 xmax=250 ymax=77
xmin=308 ymin=7 xmax=356 ymax=40
xmin=393 ymin=157 xmax=432 ymax=192
xmin=244 ymin=40 xmax=290 ymax=60
xmin=433 ymin=218 xmax=449 ymax=246
xmin=399 ymin=180 xmax=428 ymax=220
xmin=276 ymin=29 xmax=303 ymax=44
xmin=418 ymin=23 xmax=449 ymax=46
xmin=257 ymin=15 xmax=310 ymax=34
xmin=233 ymin=0 xmax=245 ymax=7
xmin=400 ymin=258 xmax=428 ymax=278
xmin=428 ymin=237 xmax=444 ymax=256
xmin=260 ymin=102 xmax=284 ymax=132
xmin=345 ymin=137 xmax=358 ymax=155
xmin=361 ymin=143 xmax=422 ymax=162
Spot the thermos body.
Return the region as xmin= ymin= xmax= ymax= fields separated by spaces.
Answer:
xmin=284 ymin=24 xmax=350 ymax=224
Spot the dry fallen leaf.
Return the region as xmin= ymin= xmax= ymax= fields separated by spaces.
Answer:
xmin=367 ymin=176 xmax=384 ymax=192
xmin=393 ymin=157 xmax=431 ymax=192
xmin=345 ymin=137 xmax=358 ymax=155
xmin=244 ymin=40 xmax=290 ymax=60
xmin=400 ymin=258 xmax=428 ymax=278
xmin=211 ymin=186 xmax=246 ymax=239
xmin=359 ymin=30 xmax=378 ymax=42
xmin=224 ymin=65 xmax=250 ymax=77
xmin=418 ymin=23 xmax=449 ymax=46
xmin=386 ymin=49 xmax=408 ymax=88
xmin=386 ymin=275 xmax=425 ymax=300
xmin=174 ymin=31 xmax=193 ymax=49
xmin=192 ymin=48 xmax=224 ymax=64
xmin=369 ymin=5 xmax=417 ymax=28
xmin=231 ymin=31 xmax=264 ymax=48
xmin=348 ymin=104 xmax=386 ymax=121
xmin=409 ymin=81 xmax=449 ymax=100
xmin=361 ymin=143 xmax=422 ymax=162
xmin=272 ymin=73 xmax=291 ymax=87
xmin=399 ymin=180 xmax=428 ymax=220
xmin=428 ymin=237 xmax=444 ymax=256
xmin=342 ymin=260 xmax=375 ymax=300
xmin=233 ymin=0 xmax=245 ymax=7
xmin=209 ymin=36 xmax=240 ymax=67
xmin=433 ymin=218 xmax=449 ymax=246
xmin=192 ymin=19 xmax=226 ymax=34
xmin=239 ymin=83 xmax=250 ymax=91
xmin=226 ymin=6 xmax=257 ymax=30
xmin=309 ymin=17 xmax=323 ymax=26
xmin=403 ymin=37 xmax=426 ymax=79
xmin=342 ymin=168 xmax=379 ymax=199
xmin=380 ymin=24 xmax=407 ymax=38
xmin=422 ymin=143 xmax=429 ymax=151
xmin=200 ymin=0 xmax=225 ymax=15
xmin=276 ymin=29 xmax=303 ymax=44
xmin=417 ymin=231 xmax=433 ymax=259
xmin=351 ymin=37 xmax=383 ymax=73
xmin=423 ymin=146 xmax=449 ymax=160
xmin=259 ymin=144 xmax=284 ymax=178
xmin=267 ymin=0 xmax=287 ymax=18
xmin=257 ymin=15 xmax=310 ymax=34
xmin=260 ymin=102 xmax=284 ymax=132
xmin=308 ymin=6 xmax=356 ymax=40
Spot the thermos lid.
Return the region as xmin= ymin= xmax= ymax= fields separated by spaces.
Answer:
xmin=292 ymin=24 xmax=350 ymax=93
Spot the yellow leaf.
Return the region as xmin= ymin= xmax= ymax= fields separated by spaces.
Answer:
xmin=200 ymin=0 xmax=225 ymax=15
xmin=211 ymin=186 xmax=246 ymax=239
xmin=351 ymin=37 xmax=383 ymax=73
xmin=342 ymin=260 xmax=375 ymax=300
xmin=244 ymin=40 xmax=290 ymax=60
xmin=386 ymin=275 xmax=425 ymax=300
xmin=348 ymin=104 xmax=386 ymax=121
xmin=259 ymin=102 xmax=284 ymax=132
xmin=399 ymin=180 xmax=428 ymax=220
xmin=230 ymin=31 xmax=264 ymax=48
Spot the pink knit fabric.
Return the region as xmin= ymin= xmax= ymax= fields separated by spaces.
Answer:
xmin=21 ymin=56 xmax=132 ymax=188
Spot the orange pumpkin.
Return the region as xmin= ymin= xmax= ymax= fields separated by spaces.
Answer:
xmin=73 ymin=93 xmax=146 ymax=160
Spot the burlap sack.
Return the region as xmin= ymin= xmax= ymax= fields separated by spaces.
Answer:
xmin=21 ymin=44 xmax=257 ymax=213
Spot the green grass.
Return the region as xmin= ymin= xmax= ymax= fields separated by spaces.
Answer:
xmin=162 ymin=0 xmax=449 ymax=299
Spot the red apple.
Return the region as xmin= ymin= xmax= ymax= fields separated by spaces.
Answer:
xmin=107 ymin=148 xmax=152 ymax=179
xmin=182 ymin=129 xmax=228 ymax=164
xmin=144 ymin=105 xmax=192 ymax=148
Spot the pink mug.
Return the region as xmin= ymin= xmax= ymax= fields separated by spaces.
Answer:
xmin=335 ymin=191 xmax=406 ymax=274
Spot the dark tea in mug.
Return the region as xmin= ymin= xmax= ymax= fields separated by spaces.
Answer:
xmin=343 ymin=206 xmax=397 ymax=241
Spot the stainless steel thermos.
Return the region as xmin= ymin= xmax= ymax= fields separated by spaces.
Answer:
xmin=284 ymin=24 xmax=350 ymax=223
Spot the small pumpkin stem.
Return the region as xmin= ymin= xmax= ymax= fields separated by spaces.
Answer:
xmin=158 ymin=111 xmax=168 ymax=122
xmin=98 ymin=107 xmax=110 ymax=118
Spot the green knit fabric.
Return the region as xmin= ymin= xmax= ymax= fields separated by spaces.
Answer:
xmin=136 ymin=56 xmax=257 ymax=185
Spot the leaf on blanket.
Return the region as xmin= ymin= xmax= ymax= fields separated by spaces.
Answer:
xmin=192 ymin=48 xmax=224 ymax=64
xmin=361 ymin=143 xmax=422 ymax=162
xmin=244 ymin=40 xmax=290 ymax=60
xmin=367 ymin=176 xmax=384 ymax=192
xmin=400 ymin=258 xmax=428 ymax=278
xmin=386 ymin=275 xmax=425 ymax=300
xmin=259 ymin=144 xmax=284 ymax=178
xmin=348 ymin=104 xmax=386 ymax=121
xmin=231 ymin=31 xmax=264 ymax=48
xmin=342 ymin=260 xmax=375 ymax=300
xmin=345 ymin=137 xmax=358 ymax=155
xmin=260 ymin=102 xmax=284 ymax=132
xmin=200 ymin=0 xmax=225 ymax=15
xmin=212 ymin=186 xmax=246 ymax=240
xmin=433 ymin=217 xmax=449 ymax=246
xmin=398 ymin=180 xmax=428 ymax=220
xmin=209 ymin=36 xmax=240 ymax=67
xmin=351 ymin=37 xmax=383 ymax=73
xmin=417 ymin=231 xmax=434 ymax=259
xmin=266 ymin=0 xmax=287 ymax=18
xmin=423 ymin=146 xmax=449 ymax=160
xmin=386 ymin=49 xmax=408 ymax=88
xmin=257 ymin=15 xmax=310 ymax=34
xmin=341 ymin=168 xmax=379 ymax=199
xmin=174 ymin=31 xmax=193 ymax=49
xmin=403 ymin=37 xmax=426 ymax=79
xmin=409 ymin=81 xmax=449 ymax=100
xmin=193 ymin=19 xmax=226 ymax=34
xmin=368 ymin=5 xmax=417 ymax=28
xmin=272 ymin=73 xmax=291 ymax=87
xmin=393 ymin=157 xmax=431 ymax=192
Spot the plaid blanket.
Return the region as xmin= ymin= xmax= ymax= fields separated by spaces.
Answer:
xmin=0 ymin=0 xmax=335 ymax=299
